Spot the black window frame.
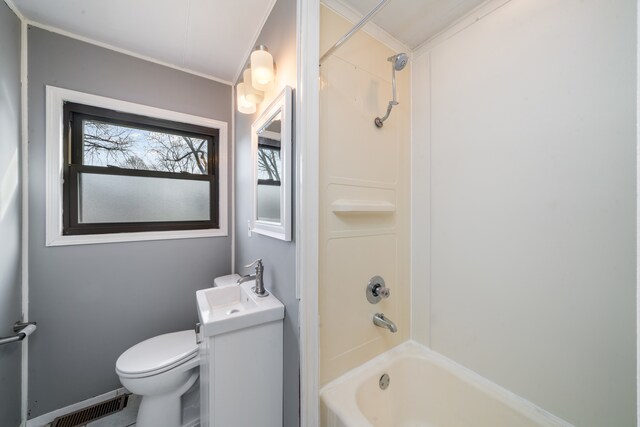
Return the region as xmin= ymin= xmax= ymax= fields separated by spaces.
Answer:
xmin=62 ymin=102 xmax=220 ymax=235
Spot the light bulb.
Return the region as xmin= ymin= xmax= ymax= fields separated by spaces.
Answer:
xmin=250 ymin=46 xmax=274 ymax=91
xmin=236 ymin=82 xmax=256 ymax=114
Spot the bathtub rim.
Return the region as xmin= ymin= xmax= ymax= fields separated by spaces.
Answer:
xmin=320 ymin=340 xmax=574 ymax=427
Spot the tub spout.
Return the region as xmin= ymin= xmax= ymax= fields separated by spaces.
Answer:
xmin=373 ymin=313 xmax=397 ymax=333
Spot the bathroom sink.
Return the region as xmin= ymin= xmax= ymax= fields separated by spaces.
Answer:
xmin=196 ymin=281 xmax=284 ymax=336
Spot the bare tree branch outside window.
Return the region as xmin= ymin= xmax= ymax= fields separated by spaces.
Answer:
xmin=257 ymin=146 xmax=281 ymax=182
xmin=82 ymin=120 xmax=208 ymax=174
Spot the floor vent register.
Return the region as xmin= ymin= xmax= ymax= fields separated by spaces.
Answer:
xmin=51 ymin=394 xmax=129 ymax=427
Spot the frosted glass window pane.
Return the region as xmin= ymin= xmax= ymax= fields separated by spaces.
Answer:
xmin=78 ymin=173 xmax=210 ymax=223
xmin=82 ymin=120 xmax=209 ymax=174
xmin=257 ymin=184 xmax=281 ymax=223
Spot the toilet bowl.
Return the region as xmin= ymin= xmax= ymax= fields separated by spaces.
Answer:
xmin=116 ymin=330 xmax=199 ymax=427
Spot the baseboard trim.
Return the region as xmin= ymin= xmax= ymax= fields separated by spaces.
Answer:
xmin=26 ymin=387 xmax=201 ymax=427
xmin=26 ymin=388 xmax=129 ymax=427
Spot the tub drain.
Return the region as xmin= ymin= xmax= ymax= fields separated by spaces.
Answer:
xmin=379 ymin=373 xmax=390 ymax=390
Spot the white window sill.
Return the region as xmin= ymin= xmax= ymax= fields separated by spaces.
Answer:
xmin=46 ymin=228 xmax=228 ymax=247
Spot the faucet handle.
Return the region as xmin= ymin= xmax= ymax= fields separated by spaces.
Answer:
xmin=376 ymin=286 xmax=390 ymax=299
xmin=366 ymin=275 xmax=390 ymax=304
xmin=244 ymin=259 xmax=263 ymax=269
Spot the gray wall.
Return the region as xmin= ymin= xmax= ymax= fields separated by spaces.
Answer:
xmin=28 ymin=27 xmax=232 ymax=418
xmin=234 ymin=0 xmax=299 ymax=425
xmin=0 ymin=2 xmax=22 ymax=425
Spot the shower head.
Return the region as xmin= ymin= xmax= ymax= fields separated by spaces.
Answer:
xmin=388 ymin=52 xmax=409 ymax=71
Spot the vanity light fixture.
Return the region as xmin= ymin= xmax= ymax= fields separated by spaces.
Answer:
xmin=236 ymin=81 xmax=256 ymax=114
xmin=237 ymin=45 xmax=275 ymax=114
xmin=250 ymin=45 xmax=274 ymax=91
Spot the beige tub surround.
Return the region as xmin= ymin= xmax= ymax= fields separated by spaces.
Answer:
xmin=319 ymin=5 xmax=411 ymax=386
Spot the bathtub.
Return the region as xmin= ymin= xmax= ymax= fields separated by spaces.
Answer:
xmin=320 ymin=342 xmax=572 ymax=427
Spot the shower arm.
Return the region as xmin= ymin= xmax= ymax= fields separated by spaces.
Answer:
xmin=375 ymin=57 xmax=403 ymax=127
xmin=391 ymin=66 xmax=398 ymax=105
xmin=319 ymin=0 xmax=390 ymax=65
xmin=376 ymin=102 xmax=394 ymax=126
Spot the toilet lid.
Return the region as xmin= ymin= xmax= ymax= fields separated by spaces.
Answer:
xmin=116 ymin=330 xmax=198 ymax=376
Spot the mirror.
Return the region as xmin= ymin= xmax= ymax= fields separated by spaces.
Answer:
xmin=251 ymin=86 xmax=292 ymax=241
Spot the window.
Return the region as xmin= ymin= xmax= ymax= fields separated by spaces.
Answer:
xmin=46 ymin=86 xmax=228 ymax=246
xmin=63 ymin=102 xmax=219 ymax=235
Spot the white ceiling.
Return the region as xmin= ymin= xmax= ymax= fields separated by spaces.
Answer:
xmin=338 ymin=0 xmax=489 ymax=49
xmin=12 ymin=0 xmax=277 ymax=83
xmin=12 ymin=0 xmax=488 ymax=83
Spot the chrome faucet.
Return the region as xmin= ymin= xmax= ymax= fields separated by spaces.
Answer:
xmin=237 ymin=274 xmax=255 ymax=285
xmin=240 ymin=259 xmax=269 ymax=297
xmin=373 ymin=313 xmax=397 ymax=333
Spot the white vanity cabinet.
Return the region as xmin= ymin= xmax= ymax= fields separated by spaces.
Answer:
xmin=196 ymin=281 xmax=284 ymax=427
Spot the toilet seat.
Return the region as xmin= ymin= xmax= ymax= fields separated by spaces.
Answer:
xmin=116 ymin=330 xmax=198 ymax=378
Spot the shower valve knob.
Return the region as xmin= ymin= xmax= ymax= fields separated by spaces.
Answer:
xmin=366 ymin=276 xmax=390 ymax=304
xmin=376 ymin=286 xmax=390 ymax=299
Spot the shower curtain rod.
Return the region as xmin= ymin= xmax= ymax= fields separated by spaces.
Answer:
xmin=319 ymin=0 xmax=390 ymax=65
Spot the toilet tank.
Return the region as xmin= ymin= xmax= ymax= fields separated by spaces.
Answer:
xmin=212 ymin=273 xmax=241 ymax=288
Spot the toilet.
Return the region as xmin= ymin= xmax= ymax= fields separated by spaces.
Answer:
xmin=115 ymin=330 xmax=200 ymax=427
xmin=115 ymin=274 xmax=240 ymax=427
